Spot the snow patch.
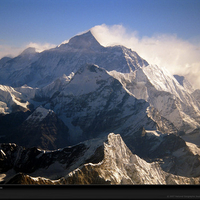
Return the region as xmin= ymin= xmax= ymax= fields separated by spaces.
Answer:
xmin=0 ymin=149 xmax=6 ymax=156
xmin=0 ymin=84 xmax=29 ymax=114
xmin=145 ymin=130 xmax=162 ymax=137
xmin=186 ymin=142 xmax=200 ymax=156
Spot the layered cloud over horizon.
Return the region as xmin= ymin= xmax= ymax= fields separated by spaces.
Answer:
xmin=91 ymin=24 xmax=200 ymax=90
xmin=0 ymin=42 xmax=56 ymax=58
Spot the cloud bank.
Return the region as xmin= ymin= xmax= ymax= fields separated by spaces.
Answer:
xmin=91 ymin=24 xmax=200 ymax=90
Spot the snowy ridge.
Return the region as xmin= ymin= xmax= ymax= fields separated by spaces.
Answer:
xmin=43 ymin=64 xmax=157 ymax=144
xmin=35 ymin=73 xmax=74 ymax=99
xmin=143 ymin=65 xmax=182 ymax=96
xmin=185 ymin=142 xmax=200 ymax=156
xmin=26 ymin=106 xmax=53 ymax=124
xmin=0 ymin=47 xmax=39 ymax=86
xmin=122 ymin=46 xmax=148 ymax=71
xmin=15 ymin=85 xmax=38 ymax=100
xmin=20 ymin=47 xmax=37 ymax=57
xmin=2 ymin=133 xmax=200 ymax=184
xmin=0 ymin=85 xmax=29 ymax=114
xmin=0 ymin=136 xmax=106 ymax=182
xmin=60 ymin=64 xmax=110 ymax=96
xmin=109 ymin=65 xmax=200 ymax=134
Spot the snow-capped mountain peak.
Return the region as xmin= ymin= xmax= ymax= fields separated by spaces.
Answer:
xmin=20 ymin=47 xmax=37 ymax=55
xmin=0 ymin=30 xmax=149 ymax=88
xmin=0 ymin=84 xmax=30 ymax=114
xmin=59 ymin=30 xmax=103 ymax=51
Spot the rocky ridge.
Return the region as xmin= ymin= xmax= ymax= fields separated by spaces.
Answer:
xmin=1 ymin=133 xmax=200 ymax=185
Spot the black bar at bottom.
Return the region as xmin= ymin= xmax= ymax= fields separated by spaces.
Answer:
xmin=0 ymin=185 xmax=200 ymax=199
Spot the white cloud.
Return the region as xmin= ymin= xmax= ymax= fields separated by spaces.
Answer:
xmin=91 ymin=24 xmax=200 ymax=90
xmin=0 ymin=44 xmax=23 ymax=58
xmin=0 ymin=42 xmax=56 ymax=59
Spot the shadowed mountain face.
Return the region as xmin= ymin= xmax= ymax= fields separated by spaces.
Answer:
xmin=0 ymin=30 xmax=200 ymax=185
xmin=1 ymin=107 xmax=70 ymax=150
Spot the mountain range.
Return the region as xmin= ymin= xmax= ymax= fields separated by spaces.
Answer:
xmin=0 ymin=30 xmax=200 ymax=184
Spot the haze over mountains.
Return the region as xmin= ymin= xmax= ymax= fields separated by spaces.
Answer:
xmin=0 ymin=30 xmax=200 ymax=184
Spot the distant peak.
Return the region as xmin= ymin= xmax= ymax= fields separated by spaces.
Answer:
xmin=20 ymin=47 xmax=36 ymax=55
xmin=67 ymin=30 xmax=103 ymax=50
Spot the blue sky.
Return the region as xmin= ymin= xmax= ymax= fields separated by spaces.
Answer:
xmin=0 ymin=0 xmax=200 ymax=88
xmin=1 ymin=0 xmax=200 ymax=47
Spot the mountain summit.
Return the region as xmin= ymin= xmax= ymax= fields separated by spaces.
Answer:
xmin=20 ymin=47 xmax=37 ymax=56
xmin=66 ymin=30 xmax=103 ymax=51
xmin=0 ymin=31 xmax=148 ymax=87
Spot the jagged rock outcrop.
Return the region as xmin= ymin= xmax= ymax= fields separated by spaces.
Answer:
xmin=2 ymin=133 xmax=200 ymax=185
xmin=64 ymin=133 xmax=200 ymax=184
xmin=0 ymin=136 xmax=106 ymax=183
